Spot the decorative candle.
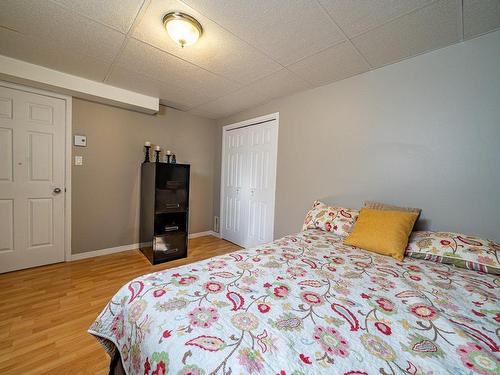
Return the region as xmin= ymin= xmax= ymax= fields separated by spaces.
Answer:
xmin=166 ymin=150 xmax=171 ymax=155
xmin=143 ymin=142 xmax=151 ymax=163
xmin=154 ymin=147 xmax=161 ymax=162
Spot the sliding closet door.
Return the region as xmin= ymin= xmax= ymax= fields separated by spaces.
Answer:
xmin=222 ymin=128 xmax=247 ymax=246
xmin=221 ymin=115 xmax=278 ymax=248
xmin=246 ymin=121 xmax=278 ymax=246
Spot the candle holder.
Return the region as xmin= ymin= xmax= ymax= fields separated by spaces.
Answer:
xmin=166 ymin=154 xmax=172 ymax=163
xmin=155 ymin=149 xmax=161 ymax=163
xmin=144 ymin=145 xmax=151 ymax=163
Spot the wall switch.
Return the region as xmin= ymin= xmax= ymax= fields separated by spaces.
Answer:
xmin=74 ymin=135 xmax=87 ymax=147
xmin=75 ymin=156 xmax=83 ymax=166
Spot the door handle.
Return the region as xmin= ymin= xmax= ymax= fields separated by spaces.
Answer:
xmin=53 ymin=188 xmax=62 ymax=194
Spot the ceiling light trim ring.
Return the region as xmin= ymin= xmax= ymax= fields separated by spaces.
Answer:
xmin=163 ymin=12 xmax=203 ymax=47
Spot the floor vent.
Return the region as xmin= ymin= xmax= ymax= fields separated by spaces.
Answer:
xmin=214 ymin=216 xmax=220 ymax=233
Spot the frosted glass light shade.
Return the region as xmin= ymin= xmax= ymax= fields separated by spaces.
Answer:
xmin=163 ymin=12 xmax=202 ymax=47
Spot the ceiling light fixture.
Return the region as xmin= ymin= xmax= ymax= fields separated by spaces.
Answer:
xmin=163 ymin=12 xmax=203 ymax=48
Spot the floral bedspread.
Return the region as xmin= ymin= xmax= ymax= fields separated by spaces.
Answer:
xmin=89 ymin=230 xmax=500 ymax=375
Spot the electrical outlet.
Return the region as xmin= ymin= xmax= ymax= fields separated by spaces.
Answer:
xmin=75 ymin=156 xmax=83 ymax=166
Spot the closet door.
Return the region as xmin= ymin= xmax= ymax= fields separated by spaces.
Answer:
xmin=246 ymin=120 xmax=278 ymax=247
xmin=221 ymin=115 xmax=279 ymax=248
xmin=221 ymin=128 xmax=247 ymax=246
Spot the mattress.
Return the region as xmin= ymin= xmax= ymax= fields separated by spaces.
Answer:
xmin=89 ymin=229 xmax=499 ymax=375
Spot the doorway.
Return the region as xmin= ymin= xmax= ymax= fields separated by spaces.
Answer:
xmin=0 ymin=81 xmax=71 ymax=273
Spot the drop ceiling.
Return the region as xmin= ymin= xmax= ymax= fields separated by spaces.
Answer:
xmin=0 ymin=0 xmax=499 ymax=119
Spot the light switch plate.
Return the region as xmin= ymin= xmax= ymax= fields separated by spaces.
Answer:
xmin=74 ymin=135 xmax=87 ymax=147
xmin=75 ymin=156 xmax=83 ymax=166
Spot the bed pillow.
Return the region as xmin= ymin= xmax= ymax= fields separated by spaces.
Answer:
xmin=302 ymin=200 xmax=359 ymax=236
xmin=364 ymin=200 xmax=421 ymax=217
xmin=406 ymin=231 xmax=500 ymax=275
xmin=343 ymin=208 xmax=419 ymax=260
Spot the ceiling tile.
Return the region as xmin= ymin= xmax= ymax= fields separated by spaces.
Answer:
xmin=287 ymin=41 xmax=370 ymax=86
xmin=132 ymin=0 xmax=282 ymax=84
xmin=463 ymin=0 xmax=500 ymax=39
xmin=0 ymin=0 xmax=125 ymax=63
xmin=195 ymin=69 xmax=311 ymax=117
xmin=318 ymin=0 xmax=434 ymax=38
xmin=181 ymin=0 xmax=345 ymax=65
xmin=352 ymin=0 xmax=461 ymax=68
xmin=107 ymin=66 xmax=212 ymax=110
xmin=0 ymin=28 xmax=110 ymax=81
xmin=0 ymin=0 xmax=493 ymax=117
xmin=51 ymin=0 xmax=144 ymax=33
xmin=115 ymin=38 xmax=241 ymax=99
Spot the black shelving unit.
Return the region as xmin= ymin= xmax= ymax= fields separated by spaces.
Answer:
xmin=140 ymin=162 xmax=190 ymax=264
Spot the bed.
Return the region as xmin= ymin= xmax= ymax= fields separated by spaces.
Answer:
xmin=89 ymin=229 xmax=499 ymax=375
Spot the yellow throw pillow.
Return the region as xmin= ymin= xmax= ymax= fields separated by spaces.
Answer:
xmin=343 ymin=208 xmax=419 ymax=260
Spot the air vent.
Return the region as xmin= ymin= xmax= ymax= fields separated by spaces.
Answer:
xmin=214 ymin=216 xmax=220 ymax=233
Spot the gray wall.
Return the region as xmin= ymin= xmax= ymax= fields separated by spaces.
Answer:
xmin=216 ymin=30 xmax=500 ymax=241
xmin=72 ymin=99 xmax=217 ymax=254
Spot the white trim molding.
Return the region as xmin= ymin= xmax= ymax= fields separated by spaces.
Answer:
xmin=209 ymin=231 xmax=221 ymax=238
xmin=69 ymin=232 xmax=221 ymax=261
xmin=64 ymin=92 xmax=72 ymax=263
xmin=70 ymin=243 xmax=143 ymax=261
xmin=222 ymin=112 xmax=280 ymax=132
xmin=0 ymin=55 xmax=159 ymax=114
xmin=188 ymin=231 xmax=220 ymax=239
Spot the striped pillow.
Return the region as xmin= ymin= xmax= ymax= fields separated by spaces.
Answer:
xmin=405 ymin=231 xmax=499 ymax=275
xmin=364 ymin=201 xmax=421 ymax=216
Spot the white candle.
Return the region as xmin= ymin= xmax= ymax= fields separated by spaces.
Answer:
xmin=144 ymin=141 xmax=151 ymax=147
xmin=154 ymin=145 xmax=161 ymax=151
xmin=166 ymin=150 xmax=171 ymax=155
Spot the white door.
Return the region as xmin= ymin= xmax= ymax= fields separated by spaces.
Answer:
xmin=246 ymin=121 xmax=278 ymax=246
xmin=0 ymin=84 xmax=66 ymax=273
xmin=222 ymin=127 xmax=247 ymax=246
xmin=221 ymin=115 xmax=278 ymax=248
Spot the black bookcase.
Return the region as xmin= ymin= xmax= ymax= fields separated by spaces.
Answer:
xmin=140 ymin=162 xmax=190 ymax=264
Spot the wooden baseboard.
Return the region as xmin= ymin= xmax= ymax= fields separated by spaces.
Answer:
xmin=69 ymin=232 xmax=221 ymax=261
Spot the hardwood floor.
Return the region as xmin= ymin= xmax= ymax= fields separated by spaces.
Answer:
xmin=0 ymin=236 xmax=240 ymax=375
